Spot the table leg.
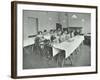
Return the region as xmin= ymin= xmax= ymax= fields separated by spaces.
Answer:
xmin=55 ymin=50 xmax=65 ymax=67
xmin=68 ymin=56 xmax=72 ymax=65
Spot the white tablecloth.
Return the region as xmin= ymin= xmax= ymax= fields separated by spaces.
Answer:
xmin=23 ymin=37 xmax=35 ymax=47
xmin=24 ymin=34 xmax=52 ymax=47
xmin=23 ymin=35 xmax=84 ymax=59
xmin=52 ymin=36 xmax=84 ymax=58
xmin=43 ymin=34 xmax=51 ymax=40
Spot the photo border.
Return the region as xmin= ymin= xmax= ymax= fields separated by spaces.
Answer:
xmin=11 ymin=1 xmax=98 ymax=79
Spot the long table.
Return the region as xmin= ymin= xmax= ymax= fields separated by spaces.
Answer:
xmin=52 ymin=36 xmax=84 ymax=58
xmin=23 ymin=34 xmax=51 ymax=47
xmin=24 ymin=37 xmax=35 ymax=47
xmin=23 ymin=35 xmax=84 ymax=66
xmin=52 ymin=35 xmax=84 ymax=66
xmin=24 ymin=35 xmax=84 ymax=58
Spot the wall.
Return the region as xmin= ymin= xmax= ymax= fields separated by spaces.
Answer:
xmin=23 ymin=10 xmax=58 ymax=40
xmin=59 ymin=12 xmax=68 ymax=28
xmin=68 ymin=13 xmax=91 ymax=33
xmin=0 ymin=0 xmax=100 ymax=80
xmin=24 ymin=10 xmax=90 ymax=40
xmin=23 ymin=11 xmax=38 ymax=40
xmin=23 ymin=10 xmax=69 ymax=40
xmin=23 ymin=11 xmax=58 ymax=30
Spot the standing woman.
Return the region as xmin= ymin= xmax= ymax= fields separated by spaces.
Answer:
xmin=33 ymin=37 xmax=42 ymax=56
xmin=37 ymin=31 xmax=44 ymax=42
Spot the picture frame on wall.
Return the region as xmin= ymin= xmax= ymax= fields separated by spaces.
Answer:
xmin=11 ymin=1 xmax=98 ymax=78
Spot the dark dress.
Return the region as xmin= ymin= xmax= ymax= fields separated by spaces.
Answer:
xmin=41 ymin=40 xmax=53 ymax=59
xmin=32 ymin=37 xmax=43 ymax=56
xmin=33 ymin=43 xmax=42 ymax=56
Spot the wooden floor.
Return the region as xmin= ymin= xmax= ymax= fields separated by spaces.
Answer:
xmin=23 ymin=43 xmax=91 ymax=69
